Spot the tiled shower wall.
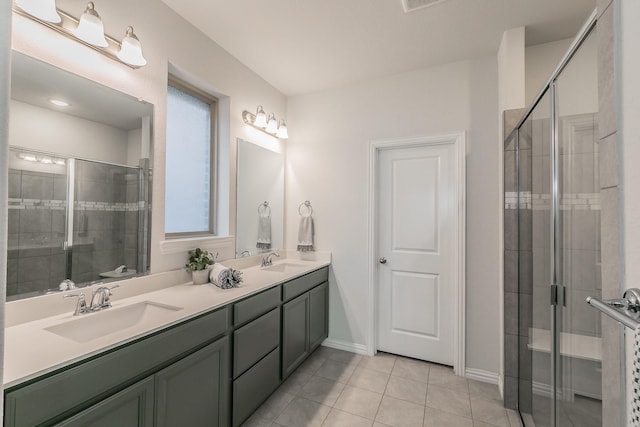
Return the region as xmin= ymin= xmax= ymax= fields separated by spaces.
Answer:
xmin=71 ymin=160 xmax=139 ymax=284
xmin=6 ymin=160 xmax=140 ymax=298
xmin=7 ymin=169 xmax=67 ymax=296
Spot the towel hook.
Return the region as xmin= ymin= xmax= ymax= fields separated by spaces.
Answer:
xmin=298 ymin=200 xmax=313 ymax=216
xmin=258 ymin=201 xmax=271 ymax=216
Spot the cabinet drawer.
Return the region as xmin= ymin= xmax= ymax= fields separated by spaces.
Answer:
xmin=233 ymin=285 xmax=281 ymax=326
xmin=233 ymin=348 xmax=280 ymax=427
xmin=4 ymin=307 xmax=229 ymax=427
xmin=233 ymin=308 xmax=280 ymax=378
xmin=282 ymin=267 xmax=329 ymax=302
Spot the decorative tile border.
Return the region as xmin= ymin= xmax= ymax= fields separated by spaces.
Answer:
xmin=505 ymin=192 xmax=600 ymax=211
xmin=8 ymin=198 xmax=142 ymax=212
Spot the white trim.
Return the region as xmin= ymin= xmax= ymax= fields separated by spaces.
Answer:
xmin=159 ymin=235 xmax=234 ymax=255
xmin=321 ymin=339 xmax=369 ymax=356
xmin=465 ymin=368 xmax=500 ymax=385
xmin=367 ymin=132 xmax=467 ymax=373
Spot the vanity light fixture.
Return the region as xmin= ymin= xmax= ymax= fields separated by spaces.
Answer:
xmin=242 ymin=106 xmax=289 ymax=140
xmin=18 ymin=153 xmax=38 ymax=162
xmin=15 ymin=0 xmax=60 ymax=23
xmin=12 ymin=1 xmax=147 ymax=69
xmin=74 ymin=2 xmax=108 ymax=47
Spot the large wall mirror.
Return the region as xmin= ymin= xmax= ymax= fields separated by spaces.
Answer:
xmin=236 ymin=138 xmax=283 ymax=257
xmin=7 ymin=51 xmax=153 ymax=301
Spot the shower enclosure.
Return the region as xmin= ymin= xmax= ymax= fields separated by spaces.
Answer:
xmin=7 ymin=147 xmax=151 ymax=300
xmin=504 ymin=14 xmax=608 ymax=427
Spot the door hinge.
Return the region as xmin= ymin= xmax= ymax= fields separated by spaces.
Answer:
xmin=551 ymin=284 xmax=566 ymax=306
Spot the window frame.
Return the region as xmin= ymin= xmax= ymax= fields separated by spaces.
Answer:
xmin=165 ymin=75 xmax=219 ymax=238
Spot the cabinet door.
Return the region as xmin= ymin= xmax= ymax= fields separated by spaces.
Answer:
xmin=155 ymin=336 xmax=230 ymax=427
xmin=282 ymin=293 xmax=310 ymax=379
xmin=55 ymin=377 xmax=154 ymax=427
xmin=309 ymin=282 xmax=329 ymax=351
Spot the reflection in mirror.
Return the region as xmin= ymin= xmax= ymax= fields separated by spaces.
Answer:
xmin=236 ymin=138 xmax=284 ymax=257
xmin=7 ymin=51 xmax=153 ymax=301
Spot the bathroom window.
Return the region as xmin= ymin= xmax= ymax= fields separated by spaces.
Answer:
xmin=165 ymin=76 xmax=218 ymax=237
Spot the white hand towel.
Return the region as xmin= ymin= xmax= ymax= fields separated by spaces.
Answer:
xmin=209 ymin=264 xmax=243 ymax=289
xmin=257 ymin=215 xmax=272 ymax=250
xmin=632 ymin=325 xmax=640 ymax=426
xmin=297 ymin=215 xmax=314 ymax=252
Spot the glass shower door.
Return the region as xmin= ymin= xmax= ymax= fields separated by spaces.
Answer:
xmin=554 ymin=27 xmax=602 ymax=427
xmin=520 ymin=90 xmax=554 ymax=427
xmin=71 ymin=159 xmax=140 ymax=284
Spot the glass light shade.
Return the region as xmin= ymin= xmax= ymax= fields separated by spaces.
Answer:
xmin=16 ymin=0 xmax=61 ymax=23
xmin=254 ymin=106 xmax=267 ymax=128
xmin=74 ymin=2 xmax=108 ymax=47
xmin=117 ymin=27 xmax=147 ymax=67
xmin=276 ymin=120 xmax=288 ymax=139
xmin=265 ymin=114 xmax=278 ymax=133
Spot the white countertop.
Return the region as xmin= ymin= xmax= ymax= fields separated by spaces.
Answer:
xmin=4 ymin=256 xmax=330 ymax=388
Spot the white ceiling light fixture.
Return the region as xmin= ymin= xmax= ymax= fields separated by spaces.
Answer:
xmin=15 ymin=0 xmax=61 ymax=23
xmin=49 ymin=98 xmax=70 ymax=107
xmin=117 ymin=26 xmax=147 ymax=67
xmin=12 ymin=1 xmax=147 ymax=69
xmin=242 ymin=106 xmax=289 ymax=140
xmin=74 ymin=2 xmax=108 ymax=47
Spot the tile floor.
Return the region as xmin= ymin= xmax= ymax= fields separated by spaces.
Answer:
xmin=242 ymin=347 xmax=521 ymax=427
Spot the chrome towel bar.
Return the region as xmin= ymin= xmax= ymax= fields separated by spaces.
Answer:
xmin=586 ymin=288 xmax=640 ymax=329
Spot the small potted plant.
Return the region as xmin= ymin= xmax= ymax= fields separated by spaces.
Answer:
xmin=186 ymin=248 xmax=216 ymax=285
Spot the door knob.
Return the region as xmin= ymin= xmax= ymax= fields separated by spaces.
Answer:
xmin=379 ymin=257 xmax=387 ymax=264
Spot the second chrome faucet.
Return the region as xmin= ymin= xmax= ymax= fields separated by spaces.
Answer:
xmin=65 ymin=284 xmax=120 ymax=316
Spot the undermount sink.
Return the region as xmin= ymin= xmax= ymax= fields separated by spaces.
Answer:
xmin=262 ymin=262 xmax=307 ymax=273
xmin=45 ymin=301 xmax=183 ymax=343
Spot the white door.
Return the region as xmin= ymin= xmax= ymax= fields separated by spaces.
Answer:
xmin=376 ymin=141 xmax=457 ymax=365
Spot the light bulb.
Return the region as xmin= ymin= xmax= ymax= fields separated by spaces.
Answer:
xmin=254 ymin=106 xmax=267 ymax=128
xmin=74 ymin=2 xmax=108 ymax=47
xmin=266 ymin=113 xmax=278 ymax=133
xmin=276 ymin=120 xmax=288 ymax=139
xmin=117 ymin=26 xmax=147 ymax=67
xmin=16 ymin=0 xmax=61 ymax=23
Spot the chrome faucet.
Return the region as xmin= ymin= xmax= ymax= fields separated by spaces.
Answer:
xmin=261 ymin=252 xmax=280 ymax=267
xmin=89 ymin=285 xmax=120 ymax=311
xmin=64 ymin=293 xmax=89 ymax=316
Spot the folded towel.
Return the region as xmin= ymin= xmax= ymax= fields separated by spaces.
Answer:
xmin=209 ymin=263 xmax=243 ymax=289
xmin=257 ymin=215 xmax=272 ymax=250
xmin=632 ymin=324 xmax=640 ymax=426
xmin=297 ymin=215 xmax=315 ymax=252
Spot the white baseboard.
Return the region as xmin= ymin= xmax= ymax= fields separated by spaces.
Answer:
xmin=465 ymin=368 xmax=500 ymax=385
xmin=322 ymin=338 xmax=370 ymax=355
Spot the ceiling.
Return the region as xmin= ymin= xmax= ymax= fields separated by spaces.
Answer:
xmin=160 ymin=0 xmax=596 ymax=96
xmin=11 ymin=51 xmax=152 ymax=130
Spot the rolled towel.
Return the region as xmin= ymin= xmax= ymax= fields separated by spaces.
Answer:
xmin=297 ymin=215 xmax=314 ymax=252
xmin=209 ymin=263 xmax=243 ymax=289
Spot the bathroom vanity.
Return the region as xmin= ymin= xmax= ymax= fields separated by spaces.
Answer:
xmin=3 ymin=260 xmax=329 ymax=427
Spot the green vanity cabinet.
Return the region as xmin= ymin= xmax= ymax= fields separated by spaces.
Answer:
xmin=231 ymin=287 xmax=282 ymax=427
xmin=309 ymin=281 xmax=329 ymax=351
xmin=155 ymin=337 xmax=229 ymax=427
xmin=55 ymin=377 xmax=155 ymax=427
xmin=4 ymin=265 xmax=330 ymax=427
xmin=4 ymin=307 xmax=230 ymax=427
xmin=282 ymin=268 xmax=329 ymax=379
